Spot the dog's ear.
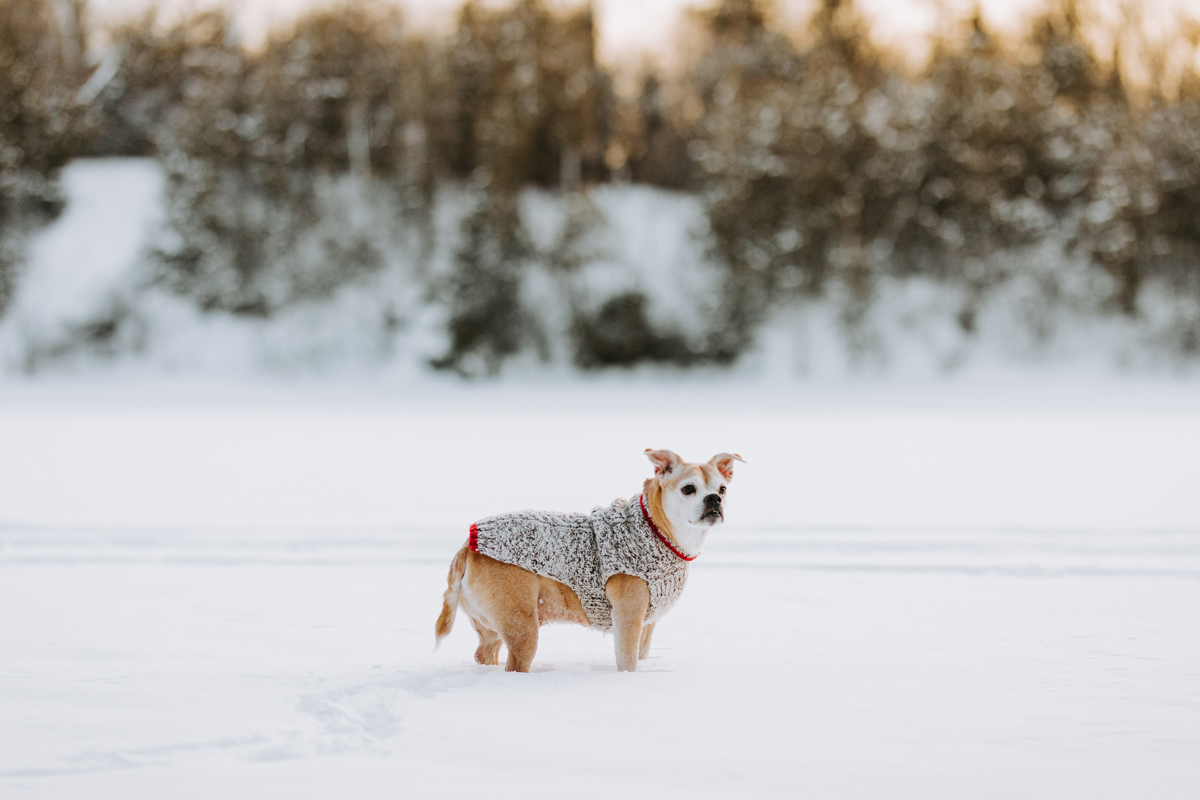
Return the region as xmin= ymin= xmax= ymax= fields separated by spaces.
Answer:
xmin=709 ymin=453 xmax=745 ymax=481
xmin=645 ymin=448 xmax=683 ymax=476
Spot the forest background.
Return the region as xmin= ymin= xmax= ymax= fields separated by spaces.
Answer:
xmin=5 ymin=0 xmax=1200 ymax=377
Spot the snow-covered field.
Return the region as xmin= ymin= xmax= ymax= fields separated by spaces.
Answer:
xmin=2 ymin=391 xmax=1200 ymax=798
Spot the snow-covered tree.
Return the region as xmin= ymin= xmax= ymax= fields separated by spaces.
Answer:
xmin=0 ymin=0 xmax=86 ymax=313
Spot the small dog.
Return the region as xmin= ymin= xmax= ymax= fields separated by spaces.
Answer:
xmin=434 ymin=449 xmax=743 ymax=672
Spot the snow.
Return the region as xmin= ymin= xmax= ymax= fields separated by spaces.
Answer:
xmin=2 ymin=399 xmax=1200 ymax=531
xmin=2 ymin=522 xmax=1198 ymax=798
xmin=5 ymin=158 xmax=1195 ymax=379
xmin=0 ymin=159 xmax=163 ymax=368
xmin=2 ymin=400 xmax=1200 ymax=798
xmin=2 ymin=159 xmax=1200 ymax=797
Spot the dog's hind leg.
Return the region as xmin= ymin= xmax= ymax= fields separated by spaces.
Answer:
xmin=458 ymin=551 xmax=541 ymax=672
xmin=470 ymin=616 xmax=502 ymax=666
xmin=497 ymin=610 xmax=539 ymax=672
xmin=638 ymin=622 xmax=656 ymax=660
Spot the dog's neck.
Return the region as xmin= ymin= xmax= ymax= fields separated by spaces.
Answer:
xmin=643 ymin=479 xmax=710 ymax=558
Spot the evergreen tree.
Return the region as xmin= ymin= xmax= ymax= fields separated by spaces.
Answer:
xmin=0 ymin=0 xmax=86 ymax=313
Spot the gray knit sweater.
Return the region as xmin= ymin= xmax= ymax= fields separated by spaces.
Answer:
xmin=468 ymin=494 xmax=691 ymax=631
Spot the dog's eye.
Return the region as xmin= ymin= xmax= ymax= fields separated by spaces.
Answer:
xmin=719 ymin=485 xmax=726 ymax=495
xmin=681 ymin=485 xmax=696 ymax=496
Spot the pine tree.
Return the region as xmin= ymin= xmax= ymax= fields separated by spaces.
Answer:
xmin=0 ymin=0 xmax=86 ymax=314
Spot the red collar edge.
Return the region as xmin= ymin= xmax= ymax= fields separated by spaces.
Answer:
xmin=639 ymin=494 xmax=697 ymax=562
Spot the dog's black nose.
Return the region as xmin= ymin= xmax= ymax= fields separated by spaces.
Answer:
xmin=703 ymin=493 xmax=722 ymax=507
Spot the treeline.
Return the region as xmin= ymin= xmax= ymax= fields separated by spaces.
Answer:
xmin=4 ymin=0 xmax=1200 ymax=372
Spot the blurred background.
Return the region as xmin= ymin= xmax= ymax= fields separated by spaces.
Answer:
xmin=5 ymin=7 xmax=1200 ymax=791
xmin=5 ymin=0 xmax=1200 ymax=379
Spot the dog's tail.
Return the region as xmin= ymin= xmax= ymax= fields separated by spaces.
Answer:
xmin=434 ymin=546 xmax=468 ymax=648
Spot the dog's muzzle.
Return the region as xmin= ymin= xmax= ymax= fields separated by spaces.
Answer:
xmin=700 ymin=493 xmax=723 ymax=522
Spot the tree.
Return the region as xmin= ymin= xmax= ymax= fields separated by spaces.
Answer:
xmin=0 ymin=0 xmax=86 ymax=313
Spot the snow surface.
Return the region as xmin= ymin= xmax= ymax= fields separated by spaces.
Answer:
xmin=3 ymin=400 xmax=1200 ymax=531
xmin=2 ymin=521 xmax=1198 ymax=798
xmin=2 ymin=399 xmax=1200 ymax=798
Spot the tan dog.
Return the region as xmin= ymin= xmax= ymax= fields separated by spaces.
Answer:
xmin=435 ymin=449 xmax=743 ymax=672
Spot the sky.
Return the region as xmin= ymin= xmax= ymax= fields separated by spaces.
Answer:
xmin=87 ymin=0 xmax=1187 ymax=71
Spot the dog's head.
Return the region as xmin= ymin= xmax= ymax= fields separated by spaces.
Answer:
xmin=643 ymin=449 xmax=744 ymax=537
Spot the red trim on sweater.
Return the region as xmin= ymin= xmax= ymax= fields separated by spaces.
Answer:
xmin=639 ymin=494 xmax=697 ymax=562
xmin=468 ymin=523 xmax=480 ymax=553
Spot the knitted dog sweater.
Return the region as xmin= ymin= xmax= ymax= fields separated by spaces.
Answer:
xmin=468 ymin=494 xmax=691 ymax=631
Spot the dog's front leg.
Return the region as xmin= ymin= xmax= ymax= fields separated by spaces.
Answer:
xmin=605 ymin=574 xmax=650 ymax=672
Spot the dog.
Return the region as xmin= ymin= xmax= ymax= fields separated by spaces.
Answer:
xmin=434 ymin=449 xmax=743 ymax=672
